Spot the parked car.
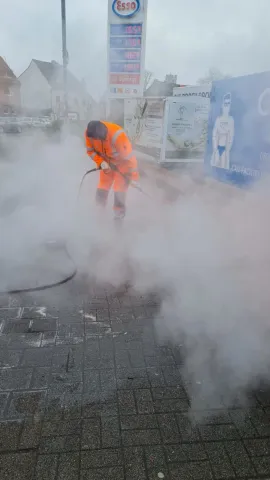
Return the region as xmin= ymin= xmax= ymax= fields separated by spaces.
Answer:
xmin=0 ymin=117 xmax=22 ymax=134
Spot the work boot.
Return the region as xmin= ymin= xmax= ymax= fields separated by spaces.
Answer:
xmin=113 ymin=211 xmax=125 ymax=228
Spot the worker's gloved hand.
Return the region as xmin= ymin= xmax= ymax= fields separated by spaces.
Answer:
xmin=130 ymin=180 xmax=140 ymax=189
xmin=100 ymin=161 xmax=111 ymax=173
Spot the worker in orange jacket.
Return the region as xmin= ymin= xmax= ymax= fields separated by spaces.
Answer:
xmin=85 ymin=120 xmax=139 ymax=220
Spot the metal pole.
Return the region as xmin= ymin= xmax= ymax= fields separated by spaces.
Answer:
xmin=61 ymin=0 xmax=68 ymax=120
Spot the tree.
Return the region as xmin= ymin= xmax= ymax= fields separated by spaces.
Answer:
xmin=197 ymin=67 xmax=231 ymax=85
xmin=144 ymin=70 xmax=154 ymax=91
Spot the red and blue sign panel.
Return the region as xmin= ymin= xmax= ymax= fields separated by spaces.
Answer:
xmin=110 ymin=49 xmax=141 ymax=61
xmin=112 ymin=0 xmax=140 ymax=18
xmin=110 ymin=23 xmax=142 ymax=35
xmin=109 ymin=20 xmax=143 ymax=87
xmin=110 ymin=36 xmax=141 ymax=48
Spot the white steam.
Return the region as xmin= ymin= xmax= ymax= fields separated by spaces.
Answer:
xmin=1 ymin=134 xmax=270 ymax=413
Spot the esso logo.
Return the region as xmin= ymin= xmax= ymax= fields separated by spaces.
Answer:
xmin=112 ymin=0 xmax=140 ymax=18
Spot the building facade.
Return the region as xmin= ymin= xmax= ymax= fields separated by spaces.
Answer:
xmin=19 ymin=59 xmax=92 ymax=120
xmin=0 ymin=56 xmax=21 ymax=115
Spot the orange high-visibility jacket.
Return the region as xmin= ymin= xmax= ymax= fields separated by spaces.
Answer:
xmin=84 ymin=121 xmax=139 ymax=181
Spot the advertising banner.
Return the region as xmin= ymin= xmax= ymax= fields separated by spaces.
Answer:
xmin=162 ymin=86 xmax=211 ymax=162
xmin=124 ymin=97 xmax=165 ymax=148
xmin=204 ymin=71 xmax=270 ymax=185
xmin=107 ymin=0 xmax=148 ymax=99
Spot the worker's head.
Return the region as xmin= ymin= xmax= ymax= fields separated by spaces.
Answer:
xmin=86 ymin=121 xmax=108 ymax=140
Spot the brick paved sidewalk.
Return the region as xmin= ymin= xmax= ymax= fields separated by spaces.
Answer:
xmin=0 ymin=281 xmax=270 ymax=479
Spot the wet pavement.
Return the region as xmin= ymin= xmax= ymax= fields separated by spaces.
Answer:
xmin=0 ymin=280 xmax=270 ymax=479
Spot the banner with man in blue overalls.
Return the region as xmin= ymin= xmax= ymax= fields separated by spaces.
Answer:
xmin=204 ymin=71 xmax=270 ymax=186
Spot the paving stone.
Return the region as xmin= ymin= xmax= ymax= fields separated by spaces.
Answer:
xmin=135 ymin=389 xmax=154 ymax=414
xmin=8 ymin=333 xmax=43 ymax=348
xmin=166 ymin=443 xmax=207 ymax=462
xmin=0 ymin=451 xmax=36 ymax=480
xmin=57 ymin=452 xmax=80 ymax=480
xmin=41 ymin=332 xmax=56 ymax=347
xmin=81 ymin=467 xmax=125 ymax=480
xmin=0 ymin=308 xmax=20 ymax=321
xmin=176 ymin=413 xmax=202 ymax=442
xmin=147 ymin=367 xmax=166 ymax=387
xmin=21 ymin=348 xmax=53 ymax=367
xmin=35 ymin=454 xmax=58 ymax=480
xmin=145 ymin=445 xmax=169 ymax=480
xmin=117 ymin=368 xmax=150 ymax=390
xmin=82 ymin=418 xmax=101 ymax=449
xmin=158 ymin=413 xmax=181 ymax=444
xmin=154 ymin=397 xmax=189 ymax=413
xmin=250 ymin=407 xmax=270 ymax=436
xmin=229 ymin=408 xmax=258 ymax=438
xmin=0 ymin=393 xmax=9 ymax=417
xmin=30 ymin=367 xmax=50 ymax=390
xmin=42 ymin=419 xmax=81 ymax=437
xmin=7 ymin=390 xmax=46 ymax=419
xmin=0 ymin=368 xmax=32 ymax=391
xmin=205 ymin=442 xmax=236 ymax=479
xmin=83 ymin=369 xmax=100 ymax=392
xmin=121 ymin=414 xmax=158 ymax=431
xmin=0 ymin=420 xmax=22 ymax=452
xmin=122 ymin=428 xmax=161 ymax=446
xmin=244 ymin=438 xmax=270 ymax=456
xmin=199 ymin=424 xmax=240 ymax=441
xmin=162 ymin=366 xmax=184 ymax=386
xmin=0 ymin=348 xmax=23 ymax=368
xmin=129 ymin=350 xmax=146 ymax=368
xmin=81 ymin=449 xmax=122 ymax=469
xmin=102 ymin=416 xmax=121 ymax=448
xmin=19 ymin=419 xmax=42 ymax=449
xmin=152 ymin=386 xmax=187 ymax=400
xmin=49 ymin=373 xmax=83 ymax=396
xmin=253 ymin=455 xmax=270 ymax=475
xmin=224 ymin=440 xmax=257 ymax=477
xmin=2 ymin=319 xmax=31 ymax=335
xmin=170 ymin=461 xmax=214 ymax=480
xmin=100 ymin=369 xmax=117 ymax=390
xmin=124 ymin=446 xmax=147 ymax=480
xmin=117 ymin=390 xmax=136 ymax=415
xmin=39 ymin=435 xmax=80 ymax=454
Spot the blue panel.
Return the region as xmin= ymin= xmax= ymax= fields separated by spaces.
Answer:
xmin=205 ymin=71 xmax=270 ymax=186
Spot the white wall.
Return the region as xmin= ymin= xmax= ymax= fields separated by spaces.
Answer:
xmin=19 ymin=61 xmax=51 ymax=111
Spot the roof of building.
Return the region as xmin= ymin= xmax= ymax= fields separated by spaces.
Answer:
xmin=144 ymin=79 xmax=179 ymax=97
xmin=32 ymin=59 xmax=83 ymax=92
xmin=0 ymin=56 xmax=19 ymax=83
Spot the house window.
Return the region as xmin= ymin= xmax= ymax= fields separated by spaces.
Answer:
xmin=3 ymin=87 xmax=12 ymax=96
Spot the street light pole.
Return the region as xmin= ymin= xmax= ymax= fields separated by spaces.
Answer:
xmin=61 ymin=0 xmax=68 ymax=120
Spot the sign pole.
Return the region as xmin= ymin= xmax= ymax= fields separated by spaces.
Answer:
xmin=61 ymin=0 xmax=68 ymax=121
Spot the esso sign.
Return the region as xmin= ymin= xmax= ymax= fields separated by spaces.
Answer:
xmin=112 ymin=0 xmax=140 ymax=18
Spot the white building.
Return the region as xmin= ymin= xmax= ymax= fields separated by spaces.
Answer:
xmin=19 ymin=59 xmax=93 ymax=120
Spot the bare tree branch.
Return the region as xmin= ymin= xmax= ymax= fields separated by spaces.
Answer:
xmin=144 ymin=70 xmax=154 ymax=91
xmin=197 ymin=67 xmax=231 ymax=85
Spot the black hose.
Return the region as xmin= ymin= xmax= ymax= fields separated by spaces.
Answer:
xmin=0 ymin=162 xmax=150 ymax=295
xmin=5 ymin=245 xmax=77 ymax=294
xmin=0 ymin=169 xmax=100 ymax=295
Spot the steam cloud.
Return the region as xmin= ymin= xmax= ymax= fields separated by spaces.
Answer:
xmin=1 ymin=134 xmax=270 ymax=415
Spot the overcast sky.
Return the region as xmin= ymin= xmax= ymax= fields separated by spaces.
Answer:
xmin=1 ymin=0 xmax=270 ymax=99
